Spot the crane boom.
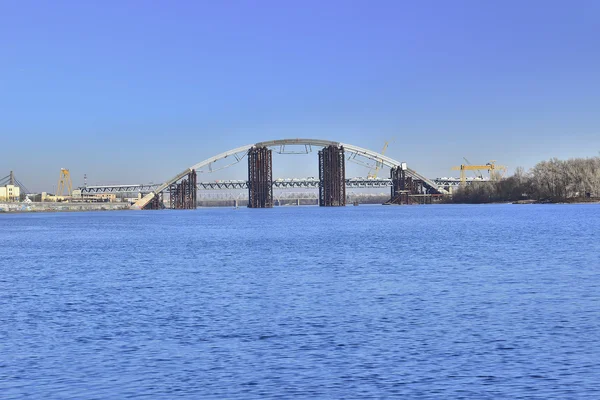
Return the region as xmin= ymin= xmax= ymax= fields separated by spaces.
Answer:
xmin=368 ymin=139 xmax=393 ymax=179
xmin=451 ymin=161 xmax=507 ymax=185
xmin=463 ymin=157 xmax=484 ymax=179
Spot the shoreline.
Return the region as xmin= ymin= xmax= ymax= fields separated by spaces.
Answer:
xmin=444 ymin=199 xmax=600 ymax=205
xmin=2 ymin=200 xmax=599 ymax=214
xmin=0 ymin=202 xmax=132 ymax=214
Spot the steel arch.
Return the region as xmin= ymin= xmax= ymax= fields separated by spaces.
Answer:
xmin=133 ymin=138 xmax=446 ymax=209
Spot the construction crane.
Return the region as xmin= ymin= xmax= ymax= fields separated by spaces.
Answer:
xmin=463 ymin=157 xmax=484 ymax=180
xmin=368 ymin=139 xmax=393 ymax=179
xmin=56 ymin=168 xmax=73 ymax=197
xmin=452 ymin=160 xmax=507 ymax=186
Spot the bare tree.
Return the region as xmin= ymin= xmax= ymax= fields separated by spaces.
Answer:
xmin=450 ymin=156 xmax=600 ymax=203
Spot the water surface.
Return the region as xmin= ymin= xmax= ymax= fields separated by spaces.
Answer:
xmin=1 ymin=204 xmax=599 ymax=398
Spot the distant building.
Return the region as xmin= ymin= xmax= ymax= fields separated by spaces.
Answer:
xmin=71 ymin=189 xmax=117 ymax=202
xmin=124 ymin=193 xmax=143 ymax=203
xmin=0 ymin=185 xmax=20 ymax=202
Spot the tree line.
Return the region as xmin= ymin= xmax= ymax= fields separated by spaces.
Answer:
xmin=448 ymin=155 xmax=600 ymax=203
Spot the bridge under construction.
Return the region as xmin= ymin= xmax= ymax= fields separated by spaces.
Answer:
xmin=81 ymin=138 xmax=450 ymax=209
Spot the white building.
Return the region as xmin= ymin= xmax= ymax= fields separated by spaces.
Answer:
xmin=0 ymin=185 xmax=20 ymax=202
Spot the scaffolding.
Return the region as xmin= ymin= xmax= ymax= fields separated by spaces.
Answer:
xmin=169 ymin=170 xmax=197 ymax=209
xmin=247 ymin=146 xmax=273 ymax=208
xmin=319 ymin=145 xmax=346 ymax=206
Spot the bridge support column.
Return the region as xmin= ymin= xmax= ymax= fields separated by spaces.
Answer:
xmin=319 ymin=145 xmax=346 ymax=207
xmin=248 ymin=146 xmax=273 ymax=208
xmin=169 ymin=170 xmax=197 ymax=209
xmin=389 ymin=166 xmax=431 ymax=205
xmin=389 ymin=166 xmax=408 ymax=205
xmin=144 ymin=192 xmax=164 ymax=210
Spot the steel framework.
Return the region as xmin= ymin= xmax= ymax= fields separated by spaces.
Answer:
xmin=319 ymin=145 xmax=346 ymax=207
xmin=57 ymin=169 xmax=73 ymax=197
xmin=388 ymin=166 xmax=438 ymax=205
xmin=76 ymin=178 xmax=395 ymax=195
xmin=144 ymin=192 xmax=164 ymax=210
xmin=132 ymin=138 xmax=448 ymax=209
xmin=169 ymin=170 xmax=197 ymax=209
xmin=81 ymin=183 xmax=161 ymax=193
xmin=247 ymin=146 xmax=273 ymax=208
xmin=199 ymin=178 xmax=395 ymax=190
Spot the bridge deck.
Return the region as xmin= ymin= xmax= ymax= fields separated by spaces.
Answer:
xmin=81 ymin=179 xmax=396 ymax=194
xmin=81 ymin=178 xmax=471 ymax=195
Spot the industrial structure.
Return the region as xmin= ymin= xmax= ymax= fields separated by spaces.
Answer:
xmin=452 ymin=160 xmax=507 ymax=186
xmin=367 ymin=140 xmax=392 ymax=179
xmin=169 ymin=170 xmax=197 ymax=209
xmin=6 ymin=146 xmax=507 ymax=209
xmin=247 ymin=146 xmax=273 ymax=208
xmin=119 ymin=138 xmax=446 ymax=210
xmin=318 ymin=145 xmax=346 ymax=206
xmin=56 ymin=169 xmax=73 ymax=197
xmin=386 ymin=163 xmax=442 ymax=205
xmin=79 ymin=177 xmax=471 ymax=195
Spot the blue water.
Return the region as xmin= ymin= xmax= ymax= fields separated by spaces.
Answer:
xmin=1 ymin=204 xmax=599 ymax=399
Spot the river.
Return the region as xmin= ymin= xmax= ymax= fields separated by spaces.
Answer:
xmin=1 ymin=204 xmax=599 ymax=398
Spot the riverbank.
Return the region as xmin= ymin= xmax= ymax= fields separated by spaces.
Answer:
xmin=0 ymin=202 xmax=131 ymax=213
xmin=447 ymin=198 xmax=600 ymax=205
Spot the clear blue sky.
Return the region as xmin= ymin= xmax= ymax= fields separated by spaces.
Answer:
xmin=1 ymin=0 xmax=599 ymax=191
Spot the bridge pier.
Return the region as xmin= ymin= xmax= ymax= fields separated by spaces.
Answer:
xmin=319 ymin=145 xmax=346 ymax=207
xmin=388 ymin=166 xmax=434 ymax=205
xmin=169 ymin=170 xmax=197 ymax=209
xmin=248 ymin=146 xmax=273 ymax=208
xmin=144 ymin=192 xmax=164 ymax=210
xmin=389 ymin=166 xmax=408 ymax=205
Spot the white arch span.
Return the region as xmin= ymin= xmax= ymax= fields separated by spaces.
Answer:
xmin=133 ymin=138 xmax=446 ymax=209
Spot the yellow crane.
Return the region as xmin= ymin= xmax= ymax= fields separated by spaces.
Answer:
xmin=56 ymin=168 xmax=73 ymax=197
xmin=368 ymin=139 xmax=393 ymax=179
xmin=463 ymin=157 xmax=484 ymax=180
xmin=452 ymin=160 xmax=506 ymax=186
